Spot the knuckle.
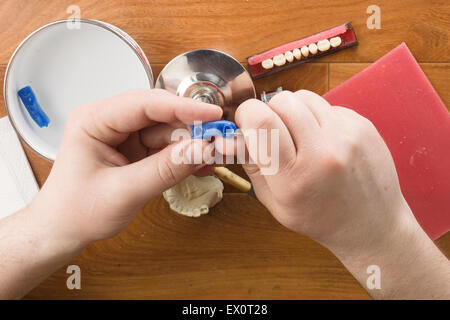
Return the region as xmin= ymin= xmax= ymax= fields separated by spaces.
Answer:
xmin=338 ymin=133 xmax=363 ymax=163
xmin=67 ymin=105 xmax=83 ymax=120
xmin=114 ymin=90 xmax=138 ymax=104
xmin=344 ymin=134 xmax=361 ymax=153
xmin=294 ymin=89 xmax=310 ymax=96
xmin=360 ymin=117 xmax=378 ymax=135
xmin=350 ymin=116 xmax=379 ymax=144
xmin=244 ymin=164 xmax=261 ymax=176
xmin=157 ymin=157 xmax=179 ymax=187
xmin=66 ymin=105 xmax=87 ymax=128
xmin=323 ymin=152 xmax=344 ymax=172
xmin=237 ymin=98 xmax=261 ymax=113
xmin=120 ymin=89 xmax=164 ymax=105
xmin=252 ymin=112 xmax=274 ymax=130
xmin=347 ymin=111 xmax=377 ymax=134
xmin=316 ymin=146 xmax=346 ymax=175
xmin=269 ymin=90 xmax=294 ymax=105
xmin=149 ymin=88 xmax=168 ymax=96
xmin=236 ymin=99 xmax=266 ymax=124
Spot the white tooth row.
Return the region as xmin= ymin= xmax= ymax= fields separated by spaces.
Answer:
xmin=261 ymin=36 xmax=342 ymax=69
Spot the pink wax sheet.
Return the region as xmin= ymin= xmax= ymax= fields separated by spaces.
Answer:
xmin=323 ymin=43 xmax=450 ymax=240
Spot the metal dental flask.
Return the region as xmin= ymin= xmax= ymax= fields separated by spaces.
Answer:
xmin=156 ymin=49 xmax=256 ymax=121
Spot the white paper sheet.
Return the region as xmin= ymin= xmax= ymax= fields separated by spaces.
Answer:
xmin=0 ymin=117 xmax=39 ymax=219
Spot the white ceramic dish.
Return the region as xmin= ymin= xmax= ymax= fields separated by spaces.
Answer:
xmin=4 ymin=19 xmax=154 ymax=161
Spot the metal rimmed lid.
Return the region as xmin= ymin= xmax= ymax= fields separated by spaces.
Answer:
xmin=3 ymin=19 xmax=154 ymax=161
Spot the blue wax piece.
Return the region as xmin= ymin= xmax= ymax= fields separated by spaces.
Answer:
xmin=17 ymin=86 xmax=50 ymax=128
xmin=190 ymin=120 xmax=237 ymax=139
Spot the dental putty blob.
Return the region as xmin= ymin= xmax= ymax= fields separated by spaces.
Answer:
xmin=163 ymin=175 xmax=224 ymax=217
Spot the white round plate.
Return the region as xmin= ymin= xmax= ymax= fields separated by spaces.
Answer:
xmin=4 ymin=20 xmax=153 ymax=161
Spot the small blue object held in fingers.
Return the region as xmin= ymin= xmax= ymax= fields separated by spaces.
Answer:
xmin=17 ymin=86 xmax=50 ymax=128
xmin=190 ymin=120 xmax=237 ymax=139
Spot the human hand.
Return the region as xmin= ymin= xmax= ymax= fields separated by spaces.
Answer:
xmin=218 ymin=90 xmax=410 ymax=252
xmin=215 ymin=90 xmax=450 ymax=299
xmin=31 ymin=89 xmax=222 ymax=247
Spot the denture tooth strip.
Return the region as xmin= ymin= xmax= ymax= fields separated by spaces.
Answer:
xmin=248 ymin=22 xmax=358 ymax=78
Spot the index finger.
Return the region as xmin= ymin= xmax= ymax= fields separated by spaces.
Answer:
xmin=70 ymin=89 xmax=223 ymax=146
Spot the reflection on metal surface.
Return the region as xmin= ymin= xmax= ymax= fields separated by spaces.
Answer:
xmin=156 ymin=49 xmax=256 ymax=121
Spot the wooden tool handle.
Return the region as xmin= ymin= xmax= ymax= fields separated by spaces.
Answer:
xmin=214 ymin=167 xmax=252 ymax=192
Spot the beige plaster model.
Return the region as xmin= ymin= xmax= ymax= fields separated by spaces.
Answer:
xmin=163 ymin=175 xmax=224 ymax=217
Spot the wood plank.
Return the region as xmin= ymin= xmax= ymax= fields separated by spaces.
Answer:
xmin=0 ymin=0 xmax=448 ymax=65
xmin=0 ymin=0 xmax=446 ymax=300
xmin=329 ymin=63 xmax=450 ymax=110
xmin=25 ymin=194 xmax=370 ymax=299
xmin=436 ymin=232 xmax=450 ymax=259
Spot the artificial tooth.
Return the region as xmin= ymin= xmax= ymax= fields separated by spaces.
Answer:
xmin=308 ymin=43 xmax=318 ymax=55
xmin=285 ymin=51 xmax=294 ymax=63
xmin=330 ymin=36 xmax=342 ymax=48
xmin=261 ymin=58 xmax=274 ymax=69
xmin=317 ymin=39 xmax=331 ymax=52
xmin=273 ymin=54 xmax=286 ymax=66
xmin=292 ymin=48 xmax=301 ymax=60
xmin=301 ymin=46 xmax=309 ymax=57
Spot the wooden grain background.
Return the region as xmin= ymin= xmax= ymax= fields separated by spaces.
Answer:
xmin=0 ymin=0 xmax=448 ymax=299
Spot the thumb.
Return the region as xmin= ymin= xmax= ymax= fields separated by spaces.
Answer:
xmin=214 ymin=135 xmax=272 ymax=204
xmin=114 ymin=139 xmax=212 ymax=203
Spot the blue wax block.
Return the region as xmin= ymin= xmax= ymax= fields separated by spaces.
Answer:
xmin=17 ymin=86 xmax=50 ymax=128
xmin=190 ymin=120 xmax=237 ymax=139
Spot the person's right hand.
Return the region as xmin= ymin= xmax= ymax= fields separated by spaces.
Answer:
xmin=225 ymin=90 xmax=450 ymax=300
xmin=218 ymin=90 xmax=413 ymax=254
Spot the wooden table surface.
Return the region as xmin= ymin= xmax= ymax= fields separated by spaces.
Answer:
xmin=0 ymin=0 xmax=448 ymax=299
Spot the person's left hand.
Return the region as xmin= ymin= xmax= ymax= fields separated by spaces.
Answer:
xmin=30 ymin=89 xmax=222 ymax=248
